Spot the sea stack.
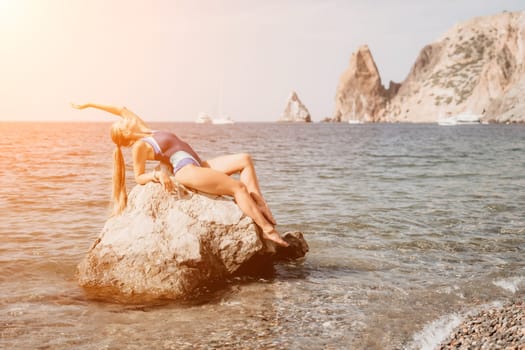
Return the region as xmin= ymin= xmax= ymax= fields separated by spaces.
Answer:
xmin=279 ymin=91 xmax=312 ymax=122
xmin=332 ymin=11 xmax=525 ymax=123
xmin=332 ymin=45 xmax=399 ymax=123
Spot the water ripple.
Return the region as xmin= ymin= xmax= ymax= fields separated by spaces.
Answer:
xmin=1 ymin=122 xmax=524 ymax=348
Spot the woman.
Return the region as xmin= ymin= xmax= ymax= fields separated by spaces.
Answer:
xmin=71 ymin=103 xmax=289 ymax=247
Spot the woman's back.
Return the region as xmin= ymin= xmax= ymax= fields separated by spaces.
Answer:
xmin=145 ymin=131 xmax=201 ymax=164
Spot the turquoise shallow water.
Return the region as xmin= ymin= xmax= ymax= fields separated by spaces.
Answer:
xmin=0 ymin=122 xmax=524 ymax=349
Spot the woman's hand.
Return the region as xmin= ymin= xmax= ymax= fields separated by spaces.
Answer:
xmin=71 ymin=102 xmax=89 ymax=110
xmin=158 ymin=171 xmax=174 ymax=192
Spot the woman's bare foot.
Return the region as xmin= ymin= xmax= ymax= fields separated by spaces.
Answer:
xmin=251 ymin=193 xmax=277 ymax=225
xmin=262 ymin=230 xmax=289 ymax=247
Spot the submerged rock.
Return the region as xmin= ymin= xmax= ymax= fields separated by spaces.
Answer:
xmin=77 ymin=183 xmax=308 ymax=301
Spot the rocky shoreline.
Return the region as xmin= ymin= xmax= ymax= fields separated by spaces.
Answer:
xmin=439 ymin=300 xmax=525 ymax=349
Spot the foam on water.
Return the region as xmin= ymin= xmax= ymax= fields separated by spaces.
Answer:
xmin=407 ymin=313 xmax=464 ymax=350
xmin=407 ymin=301 xmax=505 ymax=350
xmin=492 ymin=276 xmax=525 ymax=293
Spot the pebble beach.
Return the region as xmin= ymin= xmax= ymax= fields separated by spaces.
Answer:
xmin=439 ymin=300 xmax=525 ymax=350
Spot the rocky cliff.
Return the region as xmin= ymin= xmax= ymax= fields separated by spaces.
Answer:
xmin=332 ymin=11 xmax=525 ymax=123
xmin=332 ymin=45 xmax=400 ymax=122
xmin=77 ymin=183 xmax=308 ymax=302
xmin=279 ymin=91 xmax=312 ymax=122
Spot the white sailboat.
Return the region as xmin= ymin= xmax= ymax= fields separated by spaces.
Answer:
xmin=212 ymin=116 xmax=234 ymax=125
xmin=195 ymin=113 xmax=212 ymax=124
xmin=347 ymin=101 xmax=363 ymax=124
xmin=212 ymin=70 xmax=235 ymax=125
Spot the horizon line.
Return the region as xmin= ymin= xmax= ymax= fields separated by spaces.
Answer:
xmin=0 ymin=119 xmax=320 ymax=123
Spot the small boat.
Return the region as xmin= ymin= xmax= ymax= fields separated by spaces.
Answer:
xmin=437 ymin=117 xmax=457 ymax=126
xmin=438 ymin=112 xmax=480 ymax=126
xmin=346 ymin=102 xmax=365 ymax=124
xmin=196 ymin=113 xmax=212 ymax=124
xmin=212 ymin=116 xmax=235 ymax=125
xmin=455 ymin=112 xmax=481 ymax=124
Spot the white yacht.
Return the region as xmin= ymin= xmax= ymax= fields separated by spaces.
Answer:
xmin=437 ymin=117 xmax=457 ymax=126
xmin=195 ymin=113 xmax=213 ymax=124
xmin=212 ymin=116 xmax=235 ymax=125
xmin=455 ymin=112 xmax=481 ymax=124
xmin=438 ymin=112 xmax=480 ymax=125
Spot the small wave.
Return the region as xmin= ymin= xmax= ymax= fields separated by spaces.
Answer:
xmin=64 ymin=151 xmax=94 ymax=157
xmin=33 ymin=173 xmax=80 ymax=181
xmin=484 ymin=203 xmax=515 ymax=213
xmin=500 ymin=227 xmax=525 ymax=234
xmin=492 ymin=276 xmax=525 ymax=293
xmin=407 ymin=301 xmax=504 ymax=350
xmin=407 ymin=312 xmax=463 ymax=350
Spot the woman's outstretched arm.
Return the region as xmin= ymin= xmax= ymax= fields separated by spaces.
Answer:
xmin=71 ymin=102 xmax=150 ymax=132
xmin=71 ymin=103 xmax=124 ymax=117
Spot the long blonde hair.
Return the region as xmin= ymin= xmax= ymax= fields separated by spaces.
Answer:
xmin=110 ymin=121 xmax=134 ymax=216
xmin=112 ymin=145 xmax=127 ymax=215
xmin=109 ymin=118 xmax=152 ymax=215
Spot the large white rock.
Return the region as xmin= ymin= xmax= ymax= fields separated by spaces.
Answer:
xmin=77 ymin=183 xmax=307 ymax=301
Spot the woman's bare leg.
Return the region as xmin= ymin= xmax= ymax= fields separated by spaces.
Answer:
xmin=175 ymin=165 xmax=288 ymax=247
xmin=202 ymin=153 xmax=277 ymax=225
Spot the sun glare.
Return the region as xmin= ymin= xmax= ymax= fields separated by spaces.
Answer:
xmin=0 ymin=0 xmax=15 ymax=15
xmin=0 ymin=0 xmax=25 ymax=30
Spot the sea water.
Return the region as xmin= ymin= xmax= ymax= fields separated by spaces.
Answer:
xmin=1 ymin=122 xmax=524 ymax=349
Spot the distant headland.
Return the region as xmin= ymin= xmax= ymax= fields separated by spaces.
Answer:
xmin=327 ymin=11 xmax=525 ymax=124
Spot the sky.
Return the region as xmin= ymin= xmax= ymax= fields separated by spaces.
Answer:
xmin=0 ymin=0 xmax=523 ymax=122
